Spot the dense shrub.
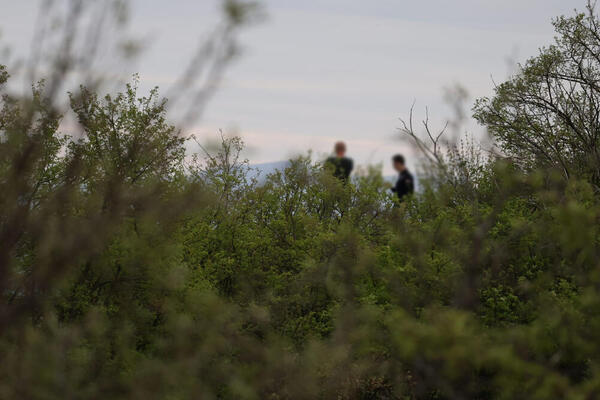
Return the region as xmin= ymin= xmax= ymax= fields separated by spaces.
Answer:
xmin=2 ymin=3 xmax=600 ymax=399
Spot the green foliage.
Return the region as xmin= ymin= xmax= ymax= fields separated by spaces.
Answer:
xmin=474 ymin=2 xmax=600 ymax=187
xmin=3 ymin=4 xmax=600 ymax=399
xmin=69 ymin=78 xmax=186 ymax=188
xmin=0 ymin=65 xmax=8 ymax=87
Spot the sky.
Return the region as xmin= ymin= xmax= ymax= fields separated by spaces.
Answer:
xmin=0 ymin=0 xmax=582 ymax=174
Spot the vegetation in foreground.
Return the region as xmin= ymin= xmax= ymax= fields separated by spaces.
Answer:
xmin=2 ymin=2 xmax=600 ymax=399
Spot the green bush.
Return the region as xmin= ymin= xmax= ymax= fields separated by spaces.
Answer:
xmin=3 ymin=3 xmax=600 ymax=399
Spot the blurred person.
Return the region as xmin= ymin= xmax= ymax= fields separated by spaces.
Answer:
xmin=326 ymin=141 xmax=354 ymax=181
xmin=391 ymin=154 xmax=414 ymax=202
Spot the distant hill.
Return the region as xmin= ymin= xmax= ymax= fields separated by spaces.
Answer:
xmin=248 ymin=161 xmax=291 ymax=182
xmin=249 ymin=160 xmax=403 ymax=187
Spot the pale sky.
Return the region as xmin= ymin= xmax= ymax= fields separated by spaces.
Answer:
xmin=0 ymin=0 xmax=582 ymax=174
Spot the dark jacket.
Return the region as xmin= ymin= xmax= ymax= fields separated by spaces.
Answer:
xmin=392 ymin=170 xmax=414 ymax=201
xmin=326 ymin=156 xmax=354 ymax=181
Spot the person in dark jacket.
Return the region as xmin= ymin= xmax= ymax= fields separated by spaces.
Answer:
xmin=326 ymin=141 xmax=354 ymax=181
xmin=391 ymin=154 xmax=414 ymax=201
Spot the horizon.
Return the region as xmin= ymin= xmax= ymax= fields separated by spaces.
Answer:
xmin=0 ymin=0 xmax=581 ymax=175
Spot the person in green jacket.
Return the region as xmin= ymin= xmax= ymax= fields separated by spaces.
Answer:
xmin=325 ymin=141 xmax=354 ymax=182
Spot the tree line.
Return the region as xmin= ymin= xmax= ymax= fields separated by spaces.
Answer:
xmin=2 ymin=2 xmax=600 ymax=399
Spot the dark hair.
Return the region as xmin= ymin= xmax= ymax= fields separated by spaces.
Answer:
xmin=334 ymin=141 xmax=347 ymax=153
xmin=392 ymin=154 xmax=405 ymax=165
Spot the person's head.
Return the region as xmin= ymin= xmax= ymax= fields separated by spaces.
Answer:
xmin=392 ymin=154 xmax=407 ymax=172
xmin=334 ymin=141 xmax=347 ymax=157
